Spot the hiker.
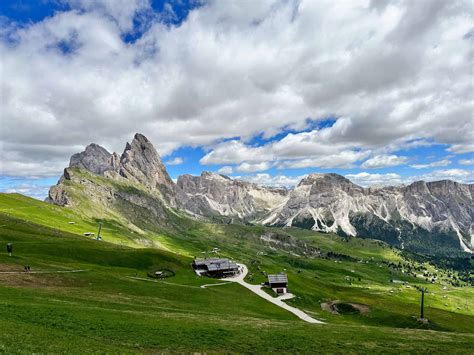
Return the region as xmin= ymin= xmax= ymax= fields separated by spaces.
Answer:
xmin=27 ymin=265 xmax=31 ymax=272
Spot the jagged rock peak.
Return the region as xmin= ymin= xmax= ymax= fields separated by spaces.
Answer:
xmin=298 ymin=173 xmax=363 ymax=194
xmin=69 ymin=143 xmax=117 ymax=175
xmin=177 ymin=171 xmax=290 ymax=219
xmin=119 ymin=133 xmax=175 ymax=190
xmin=299 ymin=173 xmax=356 ymax=186
xmin=201 ymin=171 xmax=232 ymax=180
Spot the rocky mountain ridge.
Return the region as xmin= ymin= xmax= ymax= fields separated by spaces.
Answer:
xmin=260 ymin=173 xmax=473 ymax=253
xmin=48 ymin=133 xmax=473 ymax=254
xmin=178 ymin=171 xmax=288 ymax=220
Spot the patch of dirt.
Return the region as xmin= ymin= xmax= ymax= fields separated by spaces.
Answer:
xmin=320 ymin=300 xmax=370 ymax=315
xmin=349 ymin=303 xmax=370 ymax=314
xmin=0 ymin=264 xmax=76 ymax=288
xmin=0 ymin=273 xmax=74 ymax=288
xmin=0 ymin=264 xmax=24 ymax=272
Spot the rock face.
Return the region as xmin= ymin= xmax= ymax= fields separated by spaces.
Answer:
xmin=69 ymin=143 xmax=117 ymax=175
xmin=177 ymin=171 xmax=288 ymax=220
xmin=260 ymin=173 xmax=473 ymax=253
xmin=119 ymin=134 xmax=175 ymax=191
xmin=49 ymin=133 xmax=178 ymax=208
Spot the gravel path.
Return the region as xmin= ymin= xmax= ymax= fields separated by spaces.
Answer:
xmin=127 ymin=276 xmax=201 ymax=289
xmin=200 ymin=282 xmax=231 ymax=289
xmin=222 ymin=264 xmax=324 ymax=324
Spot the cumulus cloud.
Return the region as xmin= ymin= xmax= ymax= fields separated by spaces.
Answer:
xmin=216 ymin=166 xmax=233 ymax=175
xmin=165 ymin=157 xmax=184 ymax=165
xmin=1 ymin=0 xmax=473 ymax=180
xmin=459 ymin=158 xmax=474 ymax=166
xmin=410 ymin=159 xmax=451 ymax=169
xmin=414 ymin=169 xmax=473 ymax=183
xmin=239 ymin=168 xmax=473 ymax=189
xmin=345 ymin=172 xmax=404 ymax=187
xmin=237 ymin=173 xmax=306 ymax=187
xmin=361 ymin=154 xmax=408 ymax=169
xmin=346 ymin=169 xmax=473 ymax=187
xmin=200 ymin=127 xmax=371 ymax=169
xmin=236 ymin=161 xmax=272 ymax=173
xmin=1 ymin=182 xmax=51 ymax=200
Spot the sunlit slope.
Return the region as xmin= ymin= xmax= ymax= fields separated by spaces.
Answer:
xmin=0 ymin=210 xmax=472 ymax=353
xmin=0 ymin=192 xmax=174 ymax=250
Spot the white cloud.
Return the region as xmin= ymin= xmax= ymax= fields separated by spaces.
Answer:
xmin=200 ymin=127 xmax=371 ymax=169
xmin=415 ymin=169 xmax=473 ymax=183
xmin=237 ymin=173 xmax=306 ymax=187
xmin=216 ymin=166 xmax=233 ymax=175
xmin=347 ymin=169 xmax=473 ymax=187
xmin=200 ymin=141 xmax=269 ymax=165
xmin=165 ymin=157 xmax=184 ymax=165
xmin=459 ymin=158 xmax=474 ymax=166
xmin=410 ymin=159 xmax=451 ymax=169
xmin=279 ymin=150 xmax=370 ymax=169
xmin=236 ymin=161 xmax=272 ymax=173
xmin=64 ymin=0 xmax=152 ymax=32
xmin=361 ymin=154 xmax=408 ymax=169
xmin=345 ymin=172 xmax=404 ymax=187
xmin=448 ymin=144 xmax=474 ymax=154
xmin=1 ymin=0 xmax=473 ymax=178
xmin=2 ymin=183 xmax=50 ymax=200
xmin=0 ymin=159 xmax=68 ymax=178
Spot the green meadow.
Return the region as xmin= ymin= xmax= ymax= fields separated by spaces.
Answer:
xmin=0 ymin=193 xmax=473 ymax=353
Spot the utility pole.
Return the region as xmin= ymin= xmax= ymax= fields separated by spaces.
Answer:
xmin=420 ymin=287 xmax=427 ymax=320
xmin=97 ymin=221 xmax=102 ymax=241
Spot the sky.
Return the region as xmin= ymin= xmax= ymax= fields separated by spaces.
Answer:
xmin=0 ymin=0 xmax=473 ymax=200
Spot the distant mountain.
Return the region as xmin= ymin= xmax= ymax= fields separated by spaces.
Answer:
xmin=260 ymin=173 xmax=473 ymax=254
xmin=178 ymin=171 xmax=288 ymax=221
xmin=47 ymin=133 xmax=473 ymax=254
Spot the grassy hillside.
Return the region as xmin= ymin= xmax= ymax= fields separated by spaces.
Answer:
xmin=0 ymin=193 xmax=473 ymax=353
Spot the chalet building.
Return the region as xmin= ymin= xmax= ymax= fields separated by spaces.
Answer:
xmin=267 ymin=274 xmax=288 ymax=295
xmin=192 ymin=258 xmax=239 ymax=278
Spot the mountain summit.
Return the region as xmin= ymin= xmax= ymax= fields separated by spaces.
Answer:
xmin=48 ymin=133 xmax=473 ymax=254
xmin=119 ymin=133 xmax=175 ymax=191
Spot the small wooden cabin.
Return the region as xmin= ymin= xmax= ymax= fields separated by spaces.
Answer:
xmin=267 ymin=274 xmax=288 ymax=294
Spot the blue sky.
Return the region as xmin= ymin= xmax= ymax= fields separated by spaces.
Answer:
xmin=0 ymin=0 xmax=473 ymax=199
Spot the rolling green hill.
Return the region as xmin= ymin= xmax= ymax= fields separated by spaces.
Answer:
xmin=0 ymin=192 xmax=473 ymax=353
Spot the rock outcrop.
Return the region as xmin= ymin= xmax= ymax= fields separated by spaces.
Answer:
xmin=177 ymin=171 xmax=288 ymax=220
xmin=119 ymin=134 xmax=175 ymax=192
xmin=48 ymin=133 xmax=178 ymax=208
xmin=69 ymin=143 xmax=118 ymax=175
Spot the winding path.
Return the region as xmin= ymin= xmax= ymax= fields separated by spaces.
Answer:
xmin=222 ymin=264 xmax=324 ymax=324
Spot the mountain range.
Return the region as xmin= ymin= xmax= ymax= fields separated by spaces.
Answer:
xmin=48 ymin=133 xmax=473 ymax=254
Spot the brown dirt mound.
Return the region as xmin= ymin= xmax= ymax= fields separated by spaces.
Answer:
xmin=320 ymin=300 xmax=370 ymax=315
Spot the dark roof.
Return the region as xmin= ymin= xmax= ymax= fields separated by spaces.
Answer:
xmin=268 ymin=274 xmax=288 ymax=284
xmin=194 ymin=258 xmax=239 ymax=271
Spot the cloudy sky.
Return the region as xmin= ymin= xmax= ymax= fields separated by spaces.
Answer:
xmin=0 ymin=0 xmax=473 ymax=199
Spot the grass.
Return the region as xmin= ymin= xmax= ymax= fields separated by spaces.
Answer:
xmin=0 ymin=191 xmax=473 ymax=353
